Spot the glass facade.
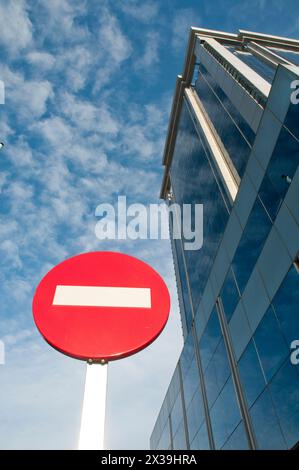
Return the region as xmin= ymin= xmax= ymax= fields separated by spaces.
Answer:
xmin=170 ymin=100 xmax=230 ymax=315
xmin=195 ymin=64 xmax=254 ymax=176
xmin=151 ymin=31 xmax=299 ymax=450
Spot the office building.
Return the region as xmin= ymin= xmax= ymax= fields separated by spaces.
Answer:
xmin=150 ymin=28 xmax=299 ymax=450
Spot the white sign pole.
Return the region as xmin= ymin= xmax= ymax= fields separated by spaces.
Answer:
xmin=78 ymin=362 xmax=108 ymax=450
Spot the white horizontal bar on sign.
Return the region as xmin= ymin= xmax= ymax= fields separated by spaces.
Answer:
xmin=52 ymin=285 xmax=151 ymax=308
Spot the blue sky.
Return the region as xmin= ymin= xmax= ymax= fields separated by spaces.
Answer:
xmin=0 ymin=0 xmax=299 ymax=450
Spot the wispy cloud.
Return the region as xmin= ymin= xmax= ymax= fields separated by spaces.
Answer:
xmin=135 ymin=31 xmax=160 ymax=70
xmin=0 ymin=0 xmax=33 ymax=55
xmin=118 ymin=0 xmax=159 ymax=22
xmin=171 ymin=8 xmax=200 ymax=51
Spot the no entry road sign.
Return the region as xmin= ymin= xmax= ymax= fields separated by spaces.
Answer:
xmin=32 ymin=251 xmax=170 ymax=362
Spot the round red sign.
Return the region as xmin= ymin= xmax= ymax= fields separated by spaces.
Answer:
xmin=32 ymin=251 xmax=170 ymax=361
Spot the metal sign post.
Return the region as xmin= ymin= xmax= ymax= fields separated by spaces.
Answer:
xmin=78 ymin=362 xmax=108 ymax=450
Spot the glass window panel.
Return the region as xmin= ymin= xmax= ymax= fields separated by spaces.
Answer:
xmin=170 ymin=100 xmax=230 ymax=310
xmin=272 ymin=265 xmax=299 ymax=345
xmin=210 ymin=377 xmax=242 ymax=449
xmin=228 ymin=48 xmax=276 ymax=83
xmin=258 ymin=173 xmax=283 ymax=222
xmin=261 ymin=126 xmax=299 ymax=213
xmin=254 ymin=306 xmax=289 ymax=383
xmin=186 ymin=388 xmax=205 ymax=443
xmin=199 ymin=306 xmax=222 ymax=371
xmin=232 ymin=197 xmax=272 ymax=294
xmin=190 ymin=421 xmax=210 ymax=450
xmin=157 ymin=419 xmax=171 ymax=450
xmin=182 ymin=356 xmax=200 ymax=409
xmin=250 ymin=387 xmax=287 ymax=449
xmin=168 ymin=366 xmax=181 ymax=412
xmin=220 ymin=266 xmax=240 ymax=322
xmin=221 ymin=420 xmax=249 ymax=450
xmin=238 ymin=340 xmax=266 ymax=408
xmin=172 ymin=422 xmax=187 ymax=450
xmin=204 ymin=358 xmax=218 ymax=408
xmin=196 ymin=63 xmax=255 ymax=151
xmin=205 ymin=338 xmax=231 ymax=408
xmin=180 ymin=331 xmax=195 ymax=380
xmin=270 ymin=48 xmax=299 ymax=66
xmin=171 ymin=392 xmax=184 ymax=436
xmin=170 ymin=226 xmax=188 ymax=338
xmin=173 ymin=235 xmax=193 ymax=334
xmin=270 ymin=360 xmax=299 ymax=449
xmin=284 ymin=91 xmax=299 ymax=142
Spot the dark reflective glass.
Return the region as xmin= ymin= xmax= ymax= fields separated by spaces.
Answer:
xmin=238 ymin=340 xmax=266 ymax=408
xmin=172 ymin=422 xmax=187 ymax=450
xmin=210 ymin=377 xmax=242 ymax=449
xmin=173 ymin=236 xmax=193 ymax=334
xmin=199 ymin=307 xmax=222 ymax=371
xmin=221 ymin=420 xmax=249 ymax=450
xmin=170 ymin=101 xmax=230 ymax=310
xmin=170 ymin=392 xmax=184 ymax=437
xmin=186 ymin=388 xmax=205 ymax=443
xmin=272 ymin=265 xmax=299 ymax=345
xmin=228 ymin=48 xmax=276 ymax=83
xmin=260 ymin=126 xmax=299 ymax=216
xmin=168 ymin=366 xmax=181 ymax=412
xmin=270 ymin=360 xmax=299 ymax=449
xmin=157 ymin=420 xmax=171 ymax=450
xmin=284 ymin=99 xmax=299 ymax=142
xmin=250 ymin=388 xmax=287 ymax=449
xmin=182 ymin=357 xmax=200 ymax=408
xmin=170 ymin=220 xmax=188 ymax=338
xmin=254 ymin=306 xmax=289 ymax=383
xmin=190 ymin=421 xmax=210 ymax=450
xmin=195 ymin=64 xmax=254 ymax=176
xmin=258 ymin=173 xmax=283 ymax=222
xmin=220 ymin=266 xmax=240 ymax=322
xmin=180 ymin=331 xmax=195 ymax=380
xmin=196 ymin=69 xmax=250 ymax=175
xmin=271 ymin=49 xmax=299 ymax=66
xmin=204 ymin=338 xmax=231 ymax=408
xmin=232 ymin=197 xmax=272 ymax=293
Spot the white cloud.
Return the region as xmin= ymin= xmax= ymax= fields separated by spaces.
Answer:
xmin=32 ymin=0 xmax=87 ymax=46
xmin=99 ymin=10 xmax=132 ymax=64
xmin=0 ymin=240 xmax=22 ymax=269
xmin=26 ymin=51 xmax=56 ymax=71
xmin=58 ymin=92 xmax=120 ymax=135
xmin=32 ymin=115 xmax=73 ymax=148
xmin=93 ymin=9 xmax=132 ymax=91
xmin=171 ymin=8 xmax=199 ymax=51
xmin=55 ymin=45 xmax=93 ymax=92
xmin=0 ymin=66 xmax=53 ymax=120
xmin=5 ymin=137 xmax=33 ymax=167
xmin=118 ymin=0 xmax=159 ymax=22
xmin=135 ymin=31 xmax=160 ymax=70
xmin=0 ymin=0 xmax=33 ymax=55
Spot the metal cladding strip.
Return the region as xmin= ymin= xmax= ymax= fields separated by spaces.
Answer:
xmin=178 ymin=362 xmax=191 ymax=449
xmin=216 ymin=297 xmax=257 ymax=450
xmin=247 ymin=41 xmax=294 ymax=68
xmin=192 ymin=324 xmax=216 ymax=450
xmin=238 ymin=29 xmax=299 ymax=51
xmin=184 ymin=88 xmax=239 ymax=203
xmin=202 ymin=38 xmax=271 ymax=100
